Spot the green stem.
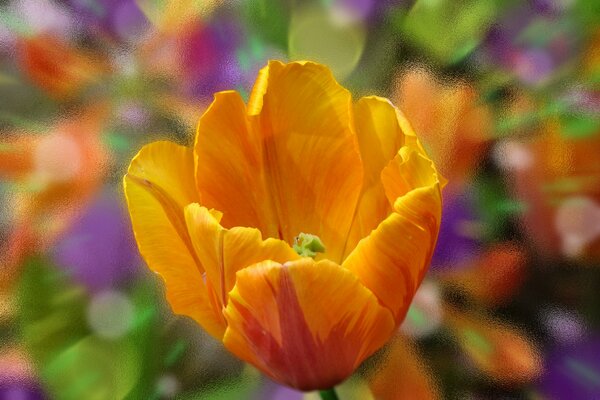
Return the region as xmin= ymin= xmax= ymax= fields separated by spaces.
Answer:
xmin=319 ymin=388 xmax=339 ymax=400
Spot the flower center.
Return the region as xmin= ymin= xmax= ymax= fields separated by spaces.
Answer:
xmin=293 ymin=233 xmax=326 ymax=258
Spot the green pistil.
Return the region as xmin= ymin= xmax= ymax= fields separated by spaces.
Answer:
xmin=293 ymin=233 xmax=326 ymax=258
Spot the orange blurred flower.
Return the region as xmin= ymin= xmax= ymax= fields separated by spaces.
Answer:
xmin=367 ymin=335 xmax=440 ymax=400
xmin=439 ymin=242 xmax=527 ymax=307
xmin=124 ymin=61 xmax=443 ymax=390
xmin=393 ymin=66 xmax=491 ymax=188
xmin=444 ymin=307 xmax=542 ymax=386
xmin=17 ymin=34 xmax=107 ymax=99
xmin=500 ymin=109 xmax=600 ymax=259
xmin=0 ymin=106 xmax=109 ymax=288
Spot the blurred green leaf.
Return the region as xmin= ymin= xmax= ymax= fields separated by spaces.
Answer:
xmin=560 ymin=114 xmax=600 ymax=139
xmin=17 ymin=257 xmax=90 ymax=367
xmin=45 ymin=336 xmax=140 ymax=400
xmin=473 ymin=173 xmax=516 ymax=239
xmin=17 ymin=258 xmax=163 ymax=400
xmin=243 ymin=0 xmax=291 ymax=51
xmin=399 ymin=0 xmax=498 ymax=65
xmin=176 ymin=371 xmax=261 ymax=400
xmin=126 ymin=278 xmax=163 ymax=400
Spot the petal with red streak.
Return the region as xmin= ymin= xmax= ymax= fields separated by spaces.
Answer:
xmin=222 ymin=258 xmax=395 ymax=390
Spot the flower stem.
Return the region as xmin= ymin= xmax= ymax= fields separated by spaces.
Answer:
xmin=319 ymin=388 xmax=339 ymax=400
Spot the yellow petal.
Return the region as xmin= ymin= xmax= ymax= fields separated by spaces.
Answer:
xmin=381 ymin=148 xmax=440 ymax=204
xmin=343 ymin=149 xmax=442 ymax=324
xmin=184 ymin=203 xmax=300 ymax=308
xmin=245 ymin=60 xmax=363 ymax=262
xmin=222 ymin=258 xmax=395 ymax=391
xmin=354 ymin=96 xmax=406 ymax=185
xmin=344 ymin=96 xmax=407 ymax=256
xmin=123 ymin=141 xmax=225 ymax=338
xmin=194 ymin=91 xmax=278 ymax=238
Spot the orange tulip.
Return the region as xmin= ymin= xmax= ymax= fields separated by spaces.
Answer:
xmin=124 ymin=61 xmax=443 ymax=390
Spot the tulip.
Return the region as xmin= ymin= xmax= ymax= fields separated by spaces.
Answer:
xmin=124 ymin=61 xmax=443 ymax=391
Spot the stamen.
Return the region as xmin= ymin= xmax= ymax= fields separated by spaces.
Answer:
xmin=293 ymin=233 xmax=326 ymax=258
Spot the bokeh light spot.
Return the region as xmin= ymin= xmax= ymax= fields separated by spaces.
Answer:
xmin=87 ymin=290 xmax=135 ymax=339
xmin=288 ymin=6 xmax=366 ymax=80
xmin=34 ymin=133 xmax=82 ymax=183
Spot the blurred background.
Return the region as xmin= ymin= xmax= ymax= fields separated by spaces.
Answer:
xmin=0 ymin=0 xmax=599 ymax=399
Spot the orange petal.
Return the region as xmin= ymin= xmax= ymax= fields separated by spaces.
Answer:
xmin=343 ymin=149 xmax=442 ymax=323
xmin=123 ymin=141 xmax=225 ymax=338
xmin=353 ymin=96 xmax=406 ymax=185
xmin=194 ymin=91 xmax=278 ymax=238
xmin=222 ymin=258 xmax=395 ymax=390
xmin=344 ymin=96 xmax=407 ymax=256
xmin=183 ymin=203 xmax=300 ymax=307
xmin=245 ymin=60 xmax=363 ymax=262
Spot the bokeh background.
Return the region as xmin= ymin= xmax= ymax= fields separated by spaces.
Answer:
xmin=1 ymin=0 xmax=599 ymax=399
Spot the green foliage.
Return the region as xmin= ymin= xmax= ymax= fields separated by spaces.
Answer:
xmin=398 ymin=0 xmax=498 ymax=65
xmin=17 ymin=257 xmax=162 ymax=400
xmin=243 ymin=0 xmax=291 ymax=51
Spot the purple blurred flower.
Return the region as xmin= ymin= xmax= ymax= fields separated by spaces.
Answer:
xmin=180 ymin=16 xmax=244 ymax=98
xmin=0 ymin=381 xmax=47 ymax=400
xmin=64 ymin=0 xmax=149 ymax=42
xmin=255 ymin=379 xmax=303 ymax=400
xmin=52 ymin=189 xmax=141 ymax=292
xmin=513 ymin=48 xmax=555 ymax=85
xmin=332 ymin=0 xmax=375 ymax=21
xmin=538 ymin=337 xmax=600 ymax=400
xmin=482 ymin=4 xmax=578 ymax=85
xmin=430 ymin=190 xmax=482 ymax=271
xmin=531 ymin=0 xmax=571 ymax=16
xmin=0 ymin=349 xmax=48 ymax=400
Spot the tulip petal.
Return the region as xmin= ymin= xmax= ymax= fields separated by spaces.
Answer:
xmin=245 ymin=60 xmax=363 ymax=262
xmin=354 ymin=96 xmax=406 ymax=184
xmin=381 ymin=148 xmax=440 ymax=204
xmin=194 ymin=91 xmax=278 ymax=238
xmin=222 ymin=258 xmax=395 ymax=390
xmin=184 ymin=203 xmax=300 ymax=307
xmin=344 ymin=96 xmax=407 ymax=257
xmin=343 ymin=149 xmax=442 ymax=323
xmin=124 ymin=142 xmax=225 ymax=338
